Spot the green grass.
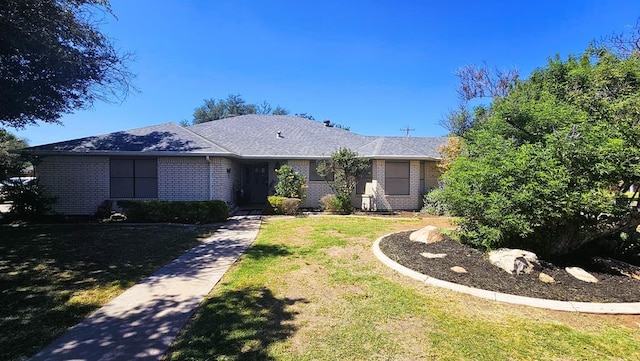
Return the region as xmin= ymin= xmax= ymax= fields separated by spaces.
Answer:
xmin=166 ymin=216 xmax=640 ymax=361
xmin=0 ymin=223 xmax=217 ymax=361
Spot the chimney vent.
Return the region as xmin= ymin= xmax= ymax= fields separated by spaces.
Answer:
xmin=276 ymin=131 xmax=282 ymax=138
xmin=323 ymin=120 xmax=331 ymax=127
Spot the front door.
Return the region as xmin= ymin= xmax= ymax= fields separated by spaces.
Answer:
xmin=244 ymin=164 xmax=268 ymax=204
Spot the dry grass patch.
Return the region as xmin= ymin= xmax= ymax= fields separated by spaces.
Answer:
xmin=167 ymin=216 xmax=640 ymax=361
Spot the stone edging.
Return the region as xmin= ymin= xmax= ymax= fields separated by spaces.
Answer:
xmin=372 ymin=234 xmax=640 ymax=314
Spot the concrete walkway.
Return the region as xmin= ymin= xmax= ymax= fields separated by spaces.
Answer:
xmin=30 ymin=212 xmax=262 ymax=361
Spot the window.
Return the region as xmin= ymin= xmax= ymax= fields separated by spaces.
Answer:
xmin=110 ymin=158 xmax=158 ymax=198
xmin=309 ymin=160 xmax=333 ymax=181
xmin=356 ymin=160 xmax=373 ymax=194
xmin=385 ymin=161 xmax=409 ymax=195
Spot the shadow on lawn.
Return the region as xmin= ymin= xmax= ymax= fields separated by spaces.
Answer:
xmin=166 ymin=286 xmax=307 ymax=361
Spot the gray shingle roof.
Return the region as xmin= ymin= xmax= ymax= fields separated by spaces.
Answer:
xmin=24 ymin=122 xmax=232 ymax=156
xmin=25 ymin=115 xmax=446 ymax=159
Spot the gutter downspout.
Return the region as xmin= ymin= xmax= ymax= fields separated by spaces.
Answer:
xmin=206 ymin=156 xmax=213 ymax=200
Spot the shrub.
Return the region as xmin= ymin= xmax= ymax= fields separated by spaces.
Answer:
xmin=420 ymin=189 xmax=449 ymax=216
xmin=319 ymin=194 xmax=351 ymax=214
xmin=316 ymin=148 xmax=369 ymax=214
xmin=274 ymin=165 xmax=307 ymax=200
xmin=1 ymin=179 xmax=55 ymax=221
xmin=281 ymin=198 xmax=301 ymax=215
xmin=267 ymin=196 xmax=287 ymax=214
xmin=267 ymin=196 xmax=301 ymax=215
xmin=117 ymin=200 xmax=228 ymax=223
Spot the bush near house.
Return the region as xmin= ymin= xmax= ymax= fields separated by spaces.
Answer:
xmin=266 ymin=196 xmax=301 ymax=215
xmin=117 ymin=200 xmax=228 ymax=223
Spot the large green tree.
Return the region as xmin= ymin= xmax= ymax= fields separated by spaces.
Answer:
xmin=440 ymin=47 xmax=640 ymax=257
xmin=193 ymin=94 xmax=290 ymax=124
xmin=0 ymin=0 xmax=134 ymax=128
xmin=0 ymin=128 xmax=29 ymax=180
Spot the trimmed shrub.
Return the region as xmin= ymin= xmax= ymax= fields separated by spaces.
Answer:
xmin=267 ymin=196 xmax=287 ymax=214
xmin=117 ymin=200 xmax=228 ymax=223
xmin=267 ymin=196 xmax=301 ymax=215
xmin=281 ymin=198 xmax=301 ymax=215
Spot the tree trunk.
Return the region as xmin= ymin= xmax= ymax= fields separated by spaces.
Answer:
xmin=545 ymin=211 xmax=640 ymax=257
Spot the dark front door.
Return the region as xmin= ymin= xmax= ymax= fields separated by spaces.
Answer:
xmin=244 ymin=164 xmax=268 ymax=204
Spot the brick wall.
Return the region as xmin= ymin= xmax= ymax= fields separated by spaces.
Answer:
xmin=211 ymin=157 xmax=239 ymax=204
xmin=158 ymin=157 xmax=209 ymax=201
xmin=36 ymin=155 xmax=110 ymax=215
xmin=368 ymin=159 xmax=423 ymax=211
xmin=424 ymin=160 xmax=442 ymax=191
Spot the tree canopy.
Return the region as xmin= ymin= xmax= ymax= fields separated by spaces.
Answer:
xmin=0 ymin=128 xmax=29 ymax=180
xmin=439 ymin=47 xmax=640 ymax=257
xmin=191 ymin=94 xmax=350 ymax=129
xmin=0 ymin=0 xmax=134 ymax=128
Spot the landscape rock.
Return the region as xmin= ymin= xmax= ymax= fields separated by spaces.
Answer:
xmin=421 ymin=252 xmax=447 ymax=259
xmin=450 ymin=266 xmax=467 ymax=273
xmin=591 ymin=257 xmax=640 ymax=281
xmin=410 ymin=225 xmax=447 ymax=244
xmin=538 ymin=272 xmax=555 ymax=284
xmin=488 ymin=248 xmax=541 ymax=275
xmin=565 ymin=267 xmax=598 ymax=283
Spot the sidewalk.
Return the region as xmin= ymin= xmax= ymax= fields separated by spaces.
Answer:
xmin=30 ymin=212 xmax=262 ymax=361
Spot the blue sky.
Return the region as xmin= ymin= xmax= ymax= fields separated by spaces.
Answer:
xmin=15 ymin=0 xmax=640 ymax=145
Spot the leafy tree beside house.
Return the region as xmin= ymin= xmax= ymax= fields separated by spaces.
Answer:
xmin=438 ymin=46 xmax=640 ymax=257
xmin=317 ymin=148 xmax=370 ymax=214
xmin=0 ymin=0 xmax=134 ymax=128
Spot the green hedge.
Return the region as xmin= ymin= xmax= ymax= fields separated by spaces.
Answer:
xmin=117 ymin=200 xmax=228 ymax=223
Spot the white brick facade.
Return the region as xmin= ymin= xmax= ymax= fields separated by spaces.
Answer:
xmin=37 ymin=155 xmax=110 ymax=215
xmin=158 ymin=157 xmax=209 ymax=201
xmin=36 ymin=155 xmax=441 ymax=215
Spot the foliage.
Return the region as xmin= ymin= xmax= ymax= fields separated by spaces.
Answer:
xmin=1 ymin=179 xmax=55 ymax=221
xmin=420 ymin=189 xmax=449 ymax=216
xmin=267 ymin=196 xmax=302 ymax=215
xmin=267 ymin=196 xmax=286 ymax=214
xmin=440 ymin=47 xmax=640 ymax=256
xmin=281 ymin=198 xmax=301 ymax=215
xmin=0 ymin=0 xmax=134 ymax=128
xmin=316 ymin=148 xmax=370 ymax=214
xmin=0 ymin=128 xmax=29 ymax=180
xmin=117 ymin=200 xmax=228 ymax=223
xmin=193 ymin=94 xmax=259 ymax=123
xmin=318 ymin=193 xmax=350 ymax=214
xmin=274 ymin=164 xmax=307 ymax=200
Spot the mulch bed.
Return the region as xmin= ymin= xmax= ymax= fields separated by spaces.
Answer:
xmin=379 ymin=231 xmax=640 ymax=303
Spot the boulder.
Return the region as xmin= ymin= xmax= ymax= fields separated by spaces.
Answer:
xmin=538 ymin=272 xmax=555 ymax=284
xmin=450 ymin=266 xmax=467 ymax=273
xmin=565 ymin=267 xmax=598 ymax=283
xmin=421 ymin=252 xmax=447 ymax=259
xmin=410 ymin=225 xmax=447 ymax=244
xmin=488 ymin=248 xmax=541 ymax=275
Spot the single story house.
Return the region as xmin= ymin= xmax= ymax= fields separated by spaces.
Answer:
xmin=23 ymin=115 xmax=447 ymax=215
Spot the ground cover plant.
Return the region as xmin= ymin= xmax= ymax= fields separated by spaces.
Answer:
xmin=0 ymin=223 xmax=218 ymax=361
xmin=166 ymin=216 xmax=640 ymax=360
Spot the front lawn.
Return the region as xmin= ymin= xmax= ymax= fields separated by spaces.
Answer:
xmin=0 ymin=223 xmax=217 ymax=361
xmin=166 ymin=216 xmax=640 ymax=361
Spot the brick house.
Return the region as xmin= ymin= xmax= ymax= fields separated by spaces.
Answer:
xmin=24 ymin=115 xmax=446 ymax=215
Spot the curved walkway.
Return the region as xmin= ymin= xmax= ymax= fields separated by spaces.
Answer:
xmin=30 ymin=212 xmax=262 ymax=361
xmin=373 ymin=234 xmax=640 ymax=314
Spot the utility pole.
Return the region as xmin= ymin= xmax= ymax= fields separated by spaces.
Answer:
xmin=400 ymin=126 xmax=415 ymax=137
